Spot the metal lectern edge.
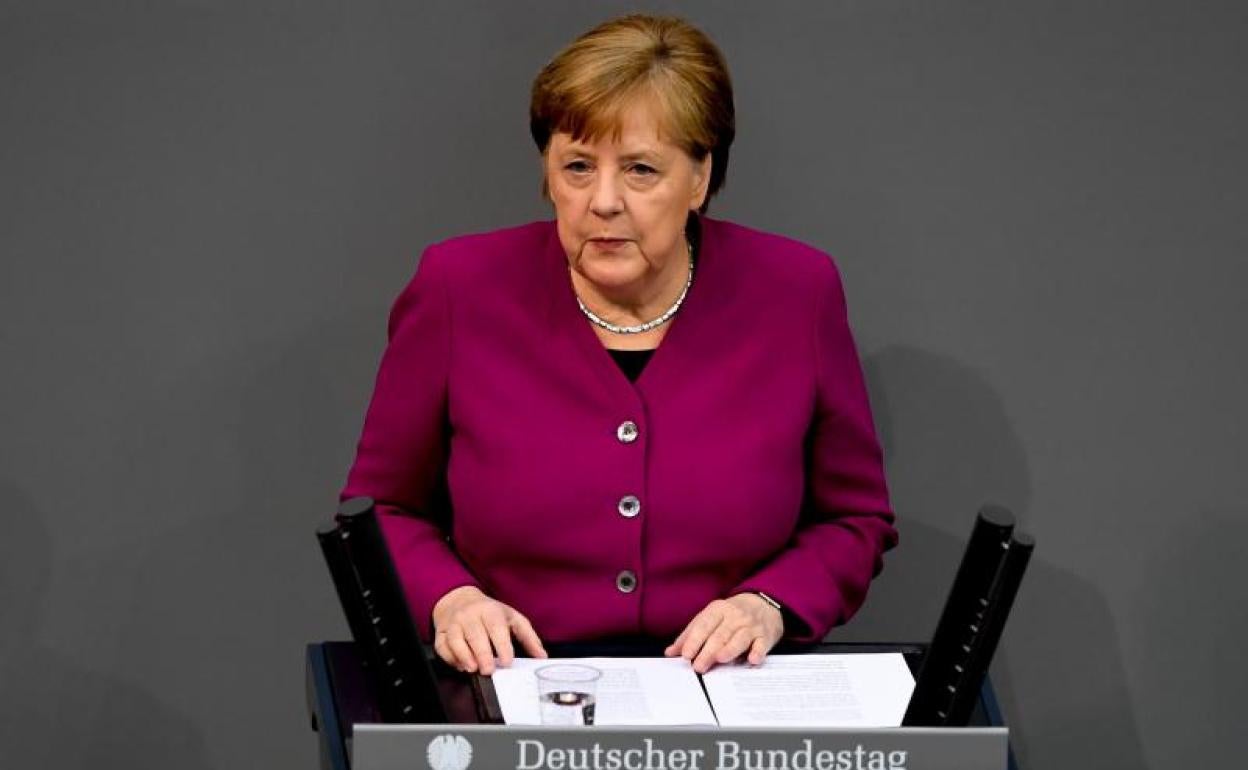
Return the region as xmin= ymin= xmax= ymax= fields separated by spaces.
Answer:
xmin=976 ymin=674 xmax=1021 ymax=770
xmin=307 ymin=643 xmax=351 ymax=770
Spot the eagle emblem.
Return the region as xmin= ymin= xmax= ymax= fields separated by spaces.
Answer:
xmin=426 ymin=734 xmax=473 ymax=770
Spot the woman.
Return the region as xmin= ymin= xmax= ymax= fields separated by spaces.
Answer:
xmin=341 ymin=15 xmax=896 ymax=678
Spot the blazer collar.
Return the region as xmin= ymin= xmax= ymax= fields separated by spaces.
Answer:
xmin=541 ymin=215 xmax=718 ymax=398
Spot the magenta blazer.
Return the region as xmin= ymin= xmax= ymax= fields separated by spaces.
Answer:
xmin=341 ymin=216 xmax=897 ymax=644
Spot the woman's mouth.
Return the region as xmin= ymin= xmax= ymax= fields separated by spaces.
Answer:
xmin=589 ymin=238 xmax=630 ymax=251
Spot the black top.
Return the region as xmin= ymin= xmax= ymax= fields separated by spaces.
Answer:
xmin=607 ymin=348 xmax=656 ymax=382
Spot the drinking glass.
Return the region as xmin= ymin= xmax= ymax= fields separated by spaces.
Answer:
xmin=535 ymin=664 xmax=601 ymax=726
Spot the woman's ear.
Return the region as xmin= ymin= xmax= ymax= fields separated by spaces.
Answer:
xmin=690 ymin=154 xmax=712 ymax=210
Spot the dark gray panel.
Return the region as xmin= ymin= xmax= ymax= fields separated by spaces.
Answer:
xmin=2 ymin=1 xmax=1244 ymax=767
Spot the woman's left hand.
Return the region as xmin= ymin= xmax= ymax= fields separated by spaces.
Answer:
xmin=664 ymin=593 xmax=784 ymax=673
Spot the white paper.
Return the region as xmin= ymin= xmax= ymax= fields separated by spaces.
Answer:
xmin=700 ymin=653 xmax=915 ymax=728
xmin=490 ymin=657 xmax=718 ymax=726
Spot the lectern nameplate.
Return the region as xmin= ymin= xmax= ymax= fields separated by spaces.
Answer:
xmin=353 ymin=724 xmax=1008 ymax=770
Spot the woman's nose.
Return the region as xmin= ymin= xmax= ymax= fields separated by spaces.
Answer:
xmin=589 ymin=170 xmax=624 ymax=217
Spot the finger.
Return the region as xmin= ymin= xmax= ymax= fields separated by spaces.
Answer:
xmin=715 ymin=626 xmax=756 ymax=664
xmin=463 ymin=622 xmax=497 ymax=675
xmin=692 ymin=621 xmax=736 ymax=673
xmin=679 ymin=610 xmax=724 ymax=661
xmin=509 ymin=613 xmax=548 ymax=659
xmin=445 ymin=628 xmax=477 ymax=673
xmin=747 ymin=636 xmax=770 ymax=666
xmin=486 ymin=620 xmax=515 ymax=669
xmin=664 ymin=625 xmax=690 ymax=657
xmin=433 ymin=631 xmax=453 ymax=666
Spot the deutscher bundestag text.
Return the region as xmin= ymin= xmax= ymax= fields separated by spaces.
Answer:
xmin=515 ymin=738 xmax=909 ymax=770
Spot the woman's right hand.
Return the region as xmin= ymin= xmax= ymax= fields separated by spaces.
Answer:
xmin=430 ymin=585 xmax=547 ymax=675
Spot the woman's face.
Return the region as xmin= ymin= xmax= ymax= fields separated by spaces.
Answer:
xmin=545 ymin=97 xmax=712 ymax=294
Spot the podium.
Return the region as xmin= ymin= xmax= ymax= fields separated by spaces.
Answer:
xmin=305 ymin=639 xmax=1020 ymax=770
xmin=311 ymin=499 xmax=1030 ymax=769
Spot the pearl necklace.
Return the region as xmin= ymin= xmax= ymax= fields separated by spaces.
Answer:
xmin=575 ymin=241 xmax=694 ymax=335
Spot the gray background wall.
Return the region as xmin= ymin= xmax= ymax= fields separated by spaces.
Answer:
xmin=2 ymin=0 xmax=1244 ymax=767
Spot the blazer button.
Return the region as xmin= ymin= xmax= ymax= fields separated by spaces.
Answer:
xmin=616 ymin=420 xmax=639 ymax=444
xmin=615 ymin=570 xmax=637 ymax=593
xmin=618 ymin=495 xmax=641 ymax=518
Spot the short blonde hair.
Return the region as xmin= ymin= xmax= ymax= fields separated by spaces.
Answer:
xmin=530 ymin=14 xmax=736 ymax=211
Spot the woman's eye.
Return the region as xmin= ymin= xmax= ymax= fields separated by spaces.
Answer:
xmin=629 ymin=164 xmax=657 ymax=176
xmin=565 ymin=161 xmax=591 ymax=173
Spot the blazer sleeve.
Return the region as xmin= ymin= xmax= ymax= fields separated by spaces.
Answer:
xmin=340 ymin=245 xmax=479 ymax=640
xmin=735 ymin=257 xmax=898 ymax=642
